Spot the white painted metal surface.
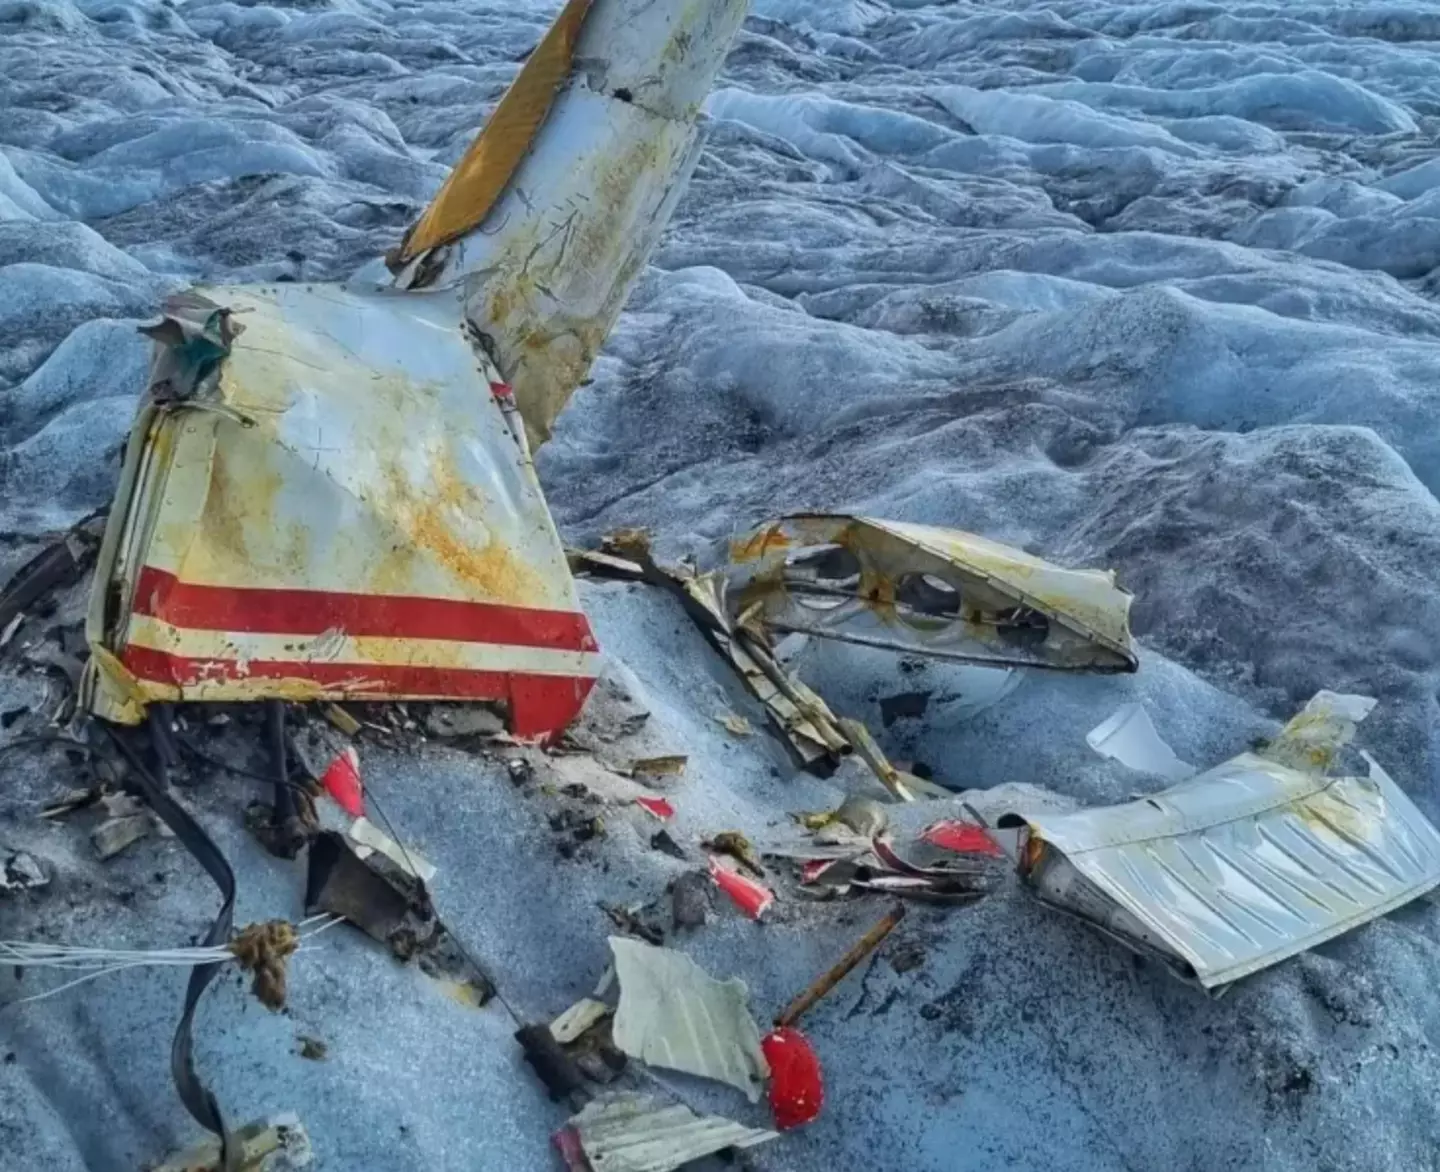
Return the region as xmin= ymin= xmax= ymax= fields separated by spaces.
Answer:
xmin=85 ymin=284 xmax=600 ymax=737
xmin=1019 ymin=695 xmax=1440 ymax=988
xmin=564 ymin=1093 xmax=776 ymax=1172
xmin=372 ymin=0 xmax=749 ymax=445
xmin=609 ymin=936 xmax=770 ymax=1102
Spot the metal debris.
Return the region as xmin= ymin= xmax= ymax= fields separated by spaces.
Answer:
xmin=0 ymin=515 xmax=104 ymax=636
xmin=347 ymin=816 xmax=437 ymax=884
xmin=551 ymin=997 xmax=613 ymax=1045
xmin=82 ymin=284 xmax=601 ymax=739
xmin=556 ymin=1092 xmax=777 ymax=1172
xmin=724 ymin=514 xmax=1138 ymax=674
xmin=1010 ymin=692 xmax=1440 ymax=990
xmin=304 ymin=832 xmax=495 ymax=1002
xmin=92 ymin=813 xmax=152 ymax=860
xmin=382 ymin=0 xmax=750 ymax=446
xmin=1 ymin=850 xmax=48 ymax=893
xmin=609 ymin=936 xmax=770 ymax=1102
xmin=718 ymin=712 xmax=752 ymax=737
xmin=152 ymin=1112 xmax=313 ymax=1172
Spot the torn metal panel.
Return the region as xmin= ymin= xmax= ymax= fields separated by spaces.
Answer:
xmin=390 ymin=0 xmax=594 ymax=264
xmin=379 ymin=0 xmax=749 ymax=446
xmin=609 ymin=936 xmax=770 ymax=1102
xmin=726 ymin=515 xmax=1137 ymax=673
xmin=1014 ymin=694 xmax=1440 ymax=989
xmin=1086 ymin=702 xmax=1195 ymax=782
xmin=562 ymin=1092 xmax=776 ymax=1172
xmin=83 ymin=285 xmax=600 ymax=739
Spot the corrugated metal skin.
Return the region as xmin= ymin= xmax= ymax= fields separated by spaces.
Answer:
xmin=1026 ymin=752 xmax=1440 ymax=987
xmin=565 ymin=1093 xmax=775 ymax=1172
xmin=89 ymin=284 xmax=599 ymax=737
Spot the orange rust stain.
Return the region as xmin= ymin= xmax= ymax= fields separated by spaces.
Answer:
xmin=372 ymin=441 xmax=546 ymax=604
xmin=730 ymin=526 xmax=791 ymax=564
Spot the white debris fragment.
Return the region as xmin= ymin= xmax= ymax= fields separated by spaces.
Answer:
xmin=609 ymin=936 xmax=770 ymax=1102
xmin=562 ymin=1092 xmax=776 ymax=1172
xmin=551 ymin=997 xmax=613 ymax=1045
xmin=347 ymin=816 xmax=437 ymax=884
xmin=1085 ymin=702 xmax=1195 ymax=782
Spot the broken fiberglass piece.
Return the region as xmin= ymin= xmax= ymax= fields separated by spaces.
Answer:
xmin=724 ymin=515 xmax=1138 ymax=673
xmin=558 ymin=1092 xmax=776 ymax=1172
xmin=82 ymin=285 xmax=601 ymax=739
xmin=1086 ymin=702 xmax=1195 ymax=782
xmin=1011 ymin=692 xmax=1440 ymax=989
xmin=608 ymin=935 xmax=770 ymax=1102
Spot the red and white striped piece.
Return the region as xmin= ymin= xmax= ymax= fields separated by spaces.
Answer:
xmin=119 ymin=567 xmax=600 ymax=740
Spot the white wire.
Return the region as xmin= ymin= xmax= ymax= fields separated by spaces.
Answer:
xmin=1 ymin=917 xmax=347 ymax=1008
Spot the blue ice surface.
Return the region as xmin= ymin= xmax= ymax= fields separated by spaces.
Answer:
xmin=5 ymin=0 xmax=1440 ymax=1169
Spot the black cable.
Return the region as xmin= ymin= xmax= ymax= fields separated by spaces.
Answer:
xmin=103 ymin=718 xmax=237 ymax=1171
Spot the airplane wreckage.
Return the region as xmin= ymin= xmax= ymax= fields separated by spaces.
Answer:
xmin=4 ymin=0 xmax=1439 ymax=1168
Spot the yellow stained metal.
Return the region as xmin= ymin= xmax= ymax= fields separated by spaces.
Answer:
xmin=84 ymin=283 xmax=599 ymax=728
xmin=395 ymin=0 xmax=593 ymax=263
xmin=727 ymin=514 xmax=1137 ymax=672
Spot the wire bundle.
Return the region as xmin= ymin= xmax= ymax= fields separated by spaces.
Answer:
xmin=1 ymin=915 xmax=344 ymax=1007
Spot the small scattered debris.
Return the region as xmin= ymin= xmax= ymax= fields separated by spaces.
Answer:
xmin=348 ymin=816 xmax=436 ymax=884
xmin=297 ymin=1036 xmax=328 ymax=1061
xmin=670 ymin=871 xmax=710 ymax=931
xmin=718 ymin=712 xmax=753 ymax=737
xmin=566 ymin=548 xmax=646 ymax=581
xmin=508 ymin=757 xmax=534 ymax=786
xmin=708 ymin=856 xmax=775 ymax=921
xmin=515 ymin=1022 xmax=588 ymax=1107
xmin=554 ymin=1092 xmax=777 ymax=1172
xmin=1 ymin=851 xmax=48 ymax=893
xmin=650 ymin=829 xmax=686 ymax=860
xmin=832 ymin=794 xmax=888 ymax=838
xmin=92 ymin=813 xmax=152 ymax=860
xmin=600 ymin=902 xmax=664 ymax=946
xmin=705 ymin=830 xmax=764 ymax=877
xmin=551 ymin=997 xmax=613 ymax=1045
xmin=635 ymin=795 xmax=674 ymax=821
xmin=628 ymin=754 xmax=687 ymax=780
xmin=320 ymin=747 xmax=364 ymax=818
xmin=151 ymin=1112 xmax=313 ymax=1172
xmin=320 ymin=703 xmax=362 ymax=737
xmin=229 ymin=920 xmax=300 ymax=1011
xmin=423 ymin=704 xmax=505 ymax=740
xmin=39 ymin=786 xmax=101 ymax=820
xmin=888 ymin=938 xmax=926 ymax=974
xmin=919 ymin=820 xmax=1002 ymax=857
xmin=0 ymin=517 xmax=102 ymax=637
xmin=305 ymin=832 xmax=495 ymax=1002
xmin=610 ymin=936 xmax=770 ymax=1102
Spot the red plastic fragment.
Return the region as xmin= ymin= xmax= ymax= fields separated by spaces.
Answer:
xmin=920 ymin=819 xmax=1002 ymax=857
xmin=635 ymin=795 xmax=674 ymax=820
xmin=761 ymin=1026 xmax=824 ymax=1130
xmin=708 ymin=855 xmax=775 ymax=919
xmin=321 ymin=746 xmax=364 ymax=817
